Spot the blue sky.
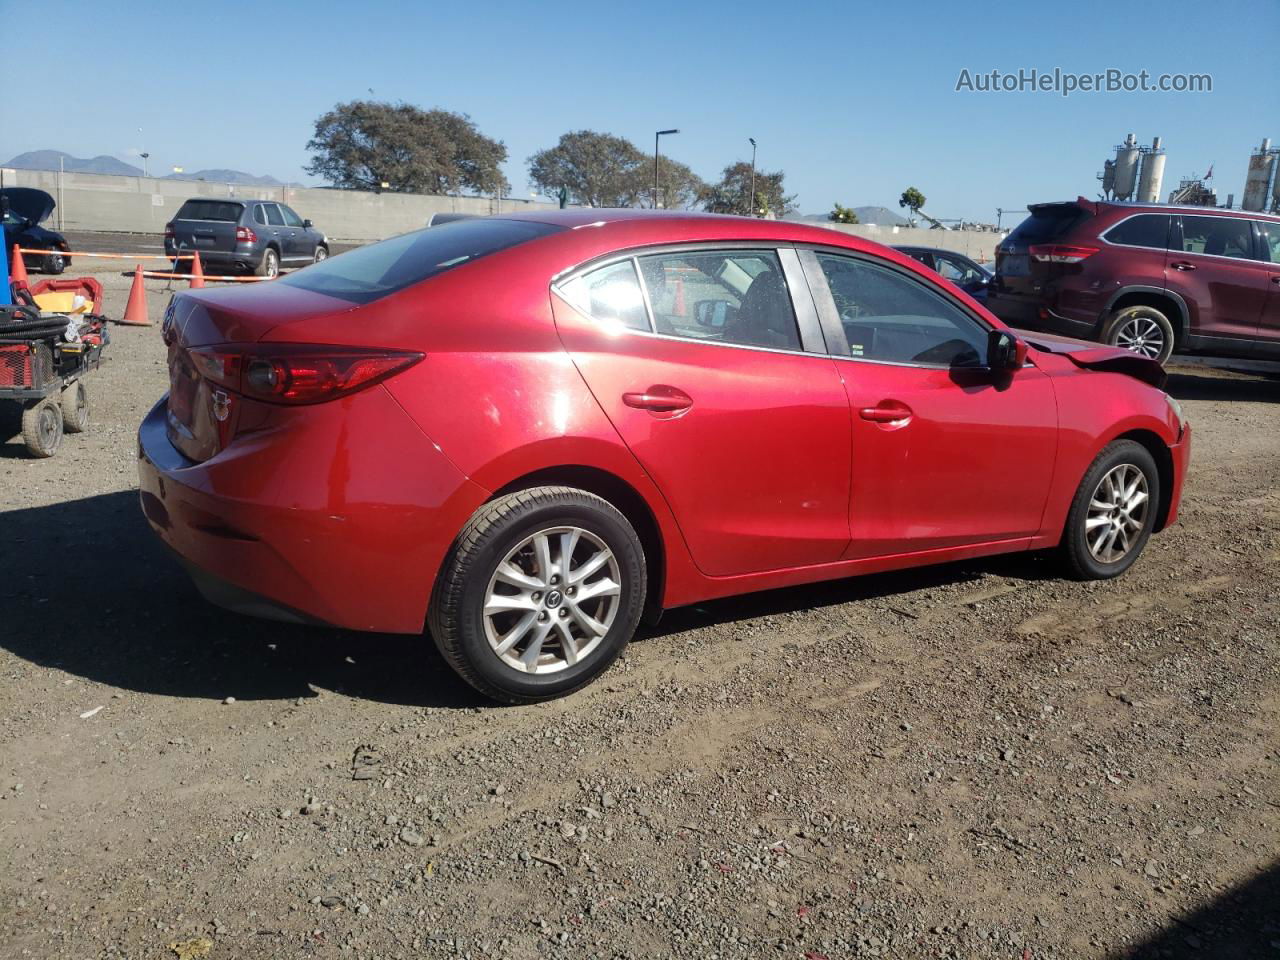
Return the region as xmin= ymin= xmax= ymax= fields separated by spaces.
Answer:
xmin=2 ymin=0 xmax=1275 ymax=221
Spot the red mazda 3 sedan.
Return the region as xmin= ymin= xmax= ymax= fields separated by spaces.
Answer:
xmin=139 ymin=211 xmax=1190 ymax=702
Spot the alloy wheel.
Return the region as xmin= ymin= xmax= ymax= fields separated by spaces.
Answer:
xmin=483 ymin=525 xmax=621 ymax=674
xmin=1113 ymin=314 xmax=1166 ymax=359
xmin=1085 ymin=463 xmax=1149 ymax=563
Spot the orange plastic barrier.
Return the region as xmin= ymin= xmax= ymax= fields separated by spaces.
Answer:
xmin=138 ymin=271 xmax=269 ymax=283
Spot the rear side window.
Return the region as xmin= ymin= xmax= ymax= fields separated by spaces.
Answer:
xmin=1104 ymin=214 xmax=1170 ymax=249
xmin=635 ymin=250 xmax=801 ymax=351
xmin=1179 ymin=216 xmax=1253 ymax=260
xmin=1006 ymin=205 xmax=1090 ymax=245
xmin=558 ymin=260 xmax=651 ymax=332
xmin=175 ymin=200 xmax=244 ymax=222
xmin=278 ymin=218 xmax=561 ymax=304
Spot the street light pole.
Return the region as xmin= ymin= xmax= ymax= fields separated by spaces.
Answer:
xmin=654 ymin=129 xmax=679 ymax=208
xmin=748 ymin=138 xmax=757 ymax=217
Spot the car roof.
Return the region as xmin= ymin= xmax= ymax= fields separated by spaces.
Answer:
xmin=492 ymin=208 xmax=900 ymax=248
xmin=1029 ymin=196 xmax=1280 ymax=222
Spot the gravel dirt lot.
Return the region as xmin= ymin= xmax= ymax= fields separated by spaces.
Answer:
xmin=2 ymin=268 xmax=1277 ymax=960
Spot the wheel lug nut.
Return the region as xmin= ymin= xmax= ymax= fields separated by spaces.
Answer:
xmin=538 ymin=611 xmax=548 ymax=622
xmin=550 ymin=574 xmax=560 ymax=585
xmin=558 ymin=608 xmax=568 ymax=618
xmin=566 ymin=586 xmax=575 ymax=596
xmin=532 ymin=592 xmax=541 ymax=602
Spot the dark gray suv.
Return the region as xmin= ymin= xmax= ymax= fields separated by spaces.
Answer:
xmin=164 ymin=198 xmax=329 ymax=277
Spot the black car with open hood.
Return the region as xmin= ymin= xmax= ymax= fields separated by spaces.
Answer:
xmin=1 ymin=187 xmax=71 ymax=275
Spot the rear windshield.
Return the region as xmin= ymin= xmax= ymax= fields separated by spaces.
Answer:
xmin=175 ymin=200 xmax=244 ymax=222
xmin=1006 ymin=205 xmax=1090 ymax=245
xmin=278 ymin=218 xmax=562 ymax=304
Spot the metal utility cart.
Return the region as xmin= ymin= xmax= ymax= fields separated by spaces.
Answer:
xmin=0 ymin=304 xmax=108 ymax=458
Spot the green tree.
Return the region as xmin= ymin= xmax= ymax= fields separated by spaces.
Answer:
xmin=305 ymin=101 xmax=509 ymax=195
xmin=898 ymin=187 xmax=927 ymax=218
xmin=528 ymin=131 xmax=646 ymax=208
xmin=641 ymin=155 xmax=707 ymax=210
xmin=699 ymin=162 xmax=796 ymax=218
xmin=829 ymin=203 xmax=860 ymax=224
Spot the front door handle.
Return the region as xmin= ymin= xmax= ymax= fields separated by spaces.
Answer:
xmin=623 ymin=386 xmax=693 ymax=414
xmin=859 ymin=402 xmax=913 ymax=424
xmin=1271 ymin=276 xmax=1280 ymax=285
xmin=1171 ymin=261 xmax=1197 ymax=271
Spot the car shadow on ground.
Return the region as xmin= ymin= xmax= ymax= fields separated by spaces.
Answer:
xmin=0 ymin=490 xmax=483 ymax=709
xmin=1165 ymin=370 xmax=1280 ymax=404
xmin=1107 ymin=861 xmax=1279 ymax=959
xmin=1 ymin=491 xmax=1062 ymax=708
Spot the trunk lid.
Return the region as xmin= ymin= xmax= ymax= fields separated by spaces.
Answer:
xmin=162 ymin=285 xmax=356 ymax=462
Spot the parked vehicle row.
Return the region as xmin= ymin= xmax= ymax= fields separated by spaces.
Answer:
xmin=989 ymin=197 xmax=1280 ymax=364
xmin=138 ymin=211 xmax=1188 ymax=703
xmin=164 ymin=198 xmax=328 ymax=277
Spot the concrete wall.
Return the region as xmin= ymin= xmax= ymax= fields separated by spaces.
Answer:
xmin=818 ymin=222 xmax=1003 ymax=263
xmin=0 ymin=168 xmax=1005 ymax=260
xmin=0 ymin=168 xmax=558 ymax=242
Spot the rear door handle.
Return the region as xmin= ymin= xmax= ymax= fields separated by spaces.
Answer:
xmin=623 ymin=386 xmax=693 ymax=414
xmin=1171 ymin=261 xmax=1197 ymax=271
xmin=1272 ymin=276 xmax=1280 ymax=285
xmin=859 ymin=402 xmax=913 ymax=423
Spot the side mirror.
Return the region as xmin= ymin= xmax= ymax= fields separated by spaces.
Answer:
xmin=987 ymin=329 xmax=1027 ymax=371
xmin=302 ymin=219 xmax=313 ymax=228
xmin=695 ymin=299 xmax=732 ymax=328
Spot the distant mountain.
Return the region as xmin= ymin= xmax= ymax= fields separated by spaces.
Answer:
xmin=165 ymin=168 xmax=284 ymax=186
xmin=793 ymin=205 xmax=910 ymax=227
xmin=5 ymin=149 xmax=144 ymax=176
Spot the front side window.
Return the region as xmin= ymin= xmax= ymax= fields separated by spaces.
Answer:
xmin=264 ymin=203 xmax=285 ymax=227
xmin=1104 ymin=214 xmax=1170 ymax=249
xmin=934 ymin=254 xmax=986 ymax=286
xmin=279 ymin=205 xmax=304 ymax=227
xmin=1179 ymin=215 xmax=1252 ymax=259
xmin=816 ymin=253 xmax=988 ymax=367
xmin=557 ymin=260 xmax=650 ymax=332
xmin=635 ymin=250 xmax=801 ymax=351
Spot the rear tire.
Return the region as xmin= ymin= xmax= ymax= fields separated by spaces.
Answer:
xmin=428 ymin=486 xmax=646 ymax=704
xmin=60 ymin=381 xmax=89 ymax=433
xmin=21 ymin=399 xmax=63 ymax=458
xmin=255 ymin=247 xmax=279 ymax=278
xmin=1101 ymin=305 xmax=1175 ymax=364
xmin=1061 ymin=439 xmax=1160 ymax=580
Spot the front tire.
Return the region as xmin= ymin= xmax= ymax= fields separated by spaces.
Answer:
xmin=43 ymin=251 xmax=66 ymax=275
xmin=1102 ymin=305 xmax=1175 ymax=364
xmin=61 ymin=381 xmax=89 ymax=433
xmin=429 ymin=486 xmax=646 ymax=704
xmin=313 ymin=245 xmax=328 ymax=263
xmin=1062 ymin=439 xmax=1160 ymax=580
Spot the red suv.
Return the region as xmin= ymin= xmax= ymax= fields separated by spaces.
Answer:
xmin=989 ymin=197 xmax=1280 ymax=364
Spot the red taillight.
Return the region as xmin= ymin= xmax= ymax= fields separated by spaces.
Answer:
xmin=189 ymin=345 xmax=422 ymax=405
xmin=163 ymin=223 xmax=174 ymax=239
xmin=235 ymin=226 xmax=257 ymax=244
xmin=1028 ymin=244 xmax=1099 ymax=264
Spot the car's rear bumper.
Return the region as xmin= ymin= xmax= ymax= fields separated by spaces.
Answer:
xmin=137 ymin=391 xmax=489 ymax=634
xmin=164 ymin=243 xmax=264 ymax=270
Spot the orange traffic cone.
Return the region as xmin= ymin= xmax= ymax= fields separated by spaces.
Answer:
xmin=673 ymin=275 xmax=686 ymax=317
xmin=118 ymin=265 xmax=152 ymax=326
xmin=189 ymin=251 xmax=206 ymax=289
xmin=9 ymin=244 xmax=29 ymax=289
